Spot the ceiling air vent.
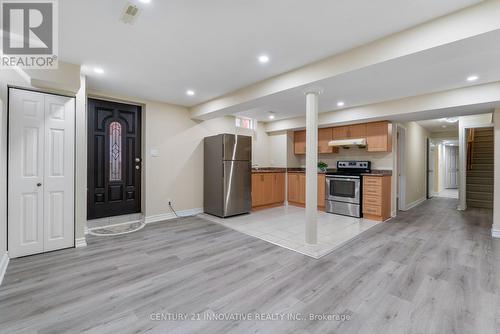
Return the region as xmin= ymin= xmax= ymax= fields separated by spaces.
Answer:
xmin=120 ymin=2 xmax=141 ymax=24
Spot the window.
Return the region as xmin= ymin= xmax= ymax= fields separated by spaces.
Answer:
xmin=235 ymin=117 xmax=255 ymax=130
xmin=109 ymin=121 xmax=122 ymax=181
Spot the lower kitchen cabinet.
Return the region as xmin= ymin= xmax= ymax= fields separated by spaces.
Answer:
xmin=288 ymin=173 xmax=325 ymax=209
xmin=362 ymin=175 xmax=391 ymax=221
xmin=252 ymin=173 xmax=285 ymax=209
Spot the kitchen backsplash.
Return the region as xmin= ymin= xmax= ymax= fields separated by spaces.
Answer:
xmin=297 ymin=146 xmax=393 ymax=170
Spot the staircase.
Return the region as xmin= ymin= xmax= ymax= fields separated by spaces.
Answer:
xmin=466 ymin=127 xmax=494 ymax=208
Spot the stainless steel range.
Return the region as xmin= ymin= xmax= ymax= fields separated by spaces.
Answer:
xmin=325 ymin=161 xmax=371 ymax=217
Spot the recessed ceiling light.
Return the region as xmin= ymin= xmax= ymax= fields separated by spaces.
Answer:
xmin=268 ymin=112 xmax=275 ymax=120
xmin=258 ymin=55 xmax=270 ymax=64
xmin=337 ymin=101 xmax=345 ymax=107
xmin=467 ymin=75 xmax=478 ymax=82
xmin=94 ymin=67 xmax=104 ymax=74
xmin=139 ymin=0 xmax=151 ymax=3
xmin=186 ymin=89 xmax=195 ymax=96
xmin=445 ymin=117 xmax=458 ymax=123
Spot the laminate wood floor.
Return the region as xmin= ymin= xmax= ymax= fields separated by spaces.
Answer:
xmin=1 ymin=198 xmax=498 ymax=334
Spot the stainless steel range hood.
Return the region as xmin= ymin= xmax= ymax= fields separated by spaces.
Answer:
xmin=328 ymin=138 xmax=367 ymax=148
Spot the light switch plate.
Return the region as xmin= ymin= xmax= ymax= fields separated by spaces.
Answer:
xmin=150 ymin=148 xmax=159 ymax=157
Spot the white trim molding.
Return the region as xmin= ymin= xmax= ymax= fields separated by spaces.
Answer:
xmin=0 ymin=252 xmax=10 ymax=286
xmin=145 ymin=208 xmax=203 ymax=224
xmin=403 ymin=197 xmax=427 ymax=211
xmin=75 ymin=238 xmax=87 ymax=248
xmin=492 ymin=228 xmax=500 ymax=239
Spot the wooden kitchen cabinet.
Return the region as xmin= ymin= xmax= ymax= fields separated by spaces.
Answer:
xmin=287 ymin=173 xmax=301 ymax=203
xmin=273 ymin=173 xmax=286 ymax=203
xmin=293 ymin=121 xmax=391 ymax=155
xmin=318 ymin=128 xmax=339 ymax=154
xmin=294 ymin=130 xmax=306 ymax=154
xmin=318 ymin=174 xmax=326 ymax=208
xmin=366 ymin=121 xmax=392 ymax=152
xmin=332 ymin=124 xmax=366 ymax=139
xmin=348 ymin=124 xmax=366 ymax=138
xmin=251 ymin=173 xmax=265 ymax=207
xmin=294 ymin=129 xmax=338 ymax=154
xmin=288 ymin=173 xmax=326 ymax=210
xmin=362 ymin=175 xmax=391 ymax=221
xmin=252 ymin=173 xmax=286 ymax=209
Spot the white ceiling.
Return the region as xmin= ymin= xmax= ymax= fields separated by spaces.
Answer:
xmin=416 ymin=118 xmax=459 ymax=133
xmin=232 ymin=29 xmax=500 ymax=122
xmin=59 ymin=0 xmax=481 ymax=106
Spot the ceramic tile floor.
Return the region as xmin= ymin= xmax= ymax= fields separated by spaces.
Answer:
xmin=199 ymin=205 xmax=380 ymax=258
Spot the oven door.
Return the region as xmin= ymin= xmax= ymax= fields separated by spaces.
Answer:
xmin=326 ymin=175 xmax=360 ymax=204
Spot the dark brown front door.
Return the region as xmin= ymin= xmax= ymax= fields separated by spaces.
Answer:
xmin=87 ymin=99 xmax=142 ymax=219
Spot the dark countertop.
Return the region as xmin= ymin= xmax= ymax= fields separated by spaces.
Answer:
xmin=362 ymin=170 xmax=393 ymax=176
xmin=251 ymin=168 xmax=286 ymax=173
xmin=252 ymin=167 xmax=392 ymax=176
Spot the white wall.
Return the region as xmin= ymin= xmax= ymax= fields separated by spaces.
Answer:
xmin=299 ymin=149 xmax=393 ymax=170
xmin=267 ymin=131 xmax=287 ymax=167
xmin=402 ymin=121 xmax=430 ymax=208
xmin=88 ymin=92 xmax=270 ymax=225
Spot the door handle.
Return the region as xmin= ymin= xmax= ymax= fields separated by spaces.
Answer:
xmin=36 ymin=183 xmax=42 ymax=187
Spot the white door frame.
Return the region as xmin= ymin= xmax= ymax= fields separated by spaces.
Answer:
xmin=396 ymin=124 xmax=406 ymax=211
xmin=458 ymin=123 xmax=494 ymax=210
xmin=427 ymin=140 xmax=435 ymax=197
xmin=7 ymin=87 xmax=76 ymax=258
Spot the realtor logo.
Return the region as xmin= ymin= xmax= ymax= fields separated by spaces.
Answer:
xmin=1 ymin=0 xmax=58 ymax=68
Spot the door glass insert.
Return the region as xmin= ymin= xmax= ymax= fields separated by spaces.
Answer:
xmin=109 ymin=121 xmax=122 ymax=181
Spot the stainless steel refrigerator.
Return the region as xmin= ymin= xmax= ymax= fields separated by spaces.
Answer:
xmin=204 ymin=134 xmax=252 ymax=218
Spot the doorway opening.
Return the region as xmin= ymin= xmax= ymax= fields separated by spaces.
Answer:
xmin=416 ymin=117 xmax=459 ymax=200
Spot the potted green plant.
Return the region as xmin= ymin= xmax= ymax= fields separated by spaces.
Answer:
xmin=318 ymin=161 xmax=328 ymax=172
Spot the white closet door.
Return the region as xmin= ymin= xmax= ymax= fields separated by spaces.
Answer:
xmin=43 ymin=94 xmax=75 ymax=252
xmin=8 ymin=89 xmax=45 ymax=258
xmin=8 ymin=89 xmax=75 ymax=258
xmin=445 ymin=145 xmax=459 ymax=189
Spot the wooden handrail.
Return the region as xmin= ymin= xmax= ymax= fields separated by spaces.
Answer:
xmin=466 ymin=128 xmax=474 ymax=170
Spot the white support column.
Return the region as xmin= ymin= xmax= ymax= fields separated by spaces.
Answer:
xmin=304 ymin=88 xmax=322 ymax=244
xmin=493 ymin=108 xmax=500 ymax=238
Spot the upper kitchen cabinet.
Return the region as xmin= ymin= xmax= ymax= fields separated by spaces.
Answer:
xmin=293 ymin=121 xmax=391 ymax=154
xmin=332 ymin=124 xmax=366 ymax=139
xmin=318 ymin=128 xmax=338 ymax=154
xmin=294 ymin=129 xmax=339 ymax=154
xmin=366 ymin=121 xmax=392 ymax=152
xmin=294 ymin=130 xmax=306 ymax=154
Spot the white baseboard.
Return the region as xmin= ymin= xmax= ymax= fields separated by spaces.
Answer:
xmin=75 ymin=238 xmax=87 ymax=248
xmin=0 ymin=252 xmax=10 ymax=286
xmin=145 ymin=208 xmax=203 ymax=224
xmin=402 ymin=197 xmax=426 ymax=211
xmin=492 ymin=228 xmax=500 ymax=239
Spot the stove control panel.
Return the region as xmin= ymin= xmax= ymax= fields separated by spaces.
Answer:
xmin=337 ymin=161 xmax=371 ymax=169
